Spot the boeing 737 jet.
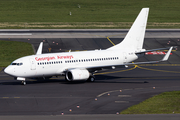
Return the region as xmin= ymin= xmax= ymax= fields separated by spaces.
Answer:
xmin=4 ymin=8 xmax=173 ymax=85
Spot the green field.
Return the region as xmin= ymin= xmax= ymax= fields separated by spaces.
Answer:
xmin=0 ymin=0 xmax=180 ymax=28
xmin=0 ymin=40 xmax=34 ymax=67
xmin=121 ymin=91 xmax=180 ymax=114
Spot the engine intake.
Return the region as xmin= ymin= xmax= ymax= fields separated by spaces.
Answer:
xmin=66 ymin=69 xmax=90 ymax=81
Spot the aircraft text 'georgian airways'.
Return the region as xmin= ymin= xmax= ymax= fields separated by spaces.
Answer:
xmin=35 ymin=55 xmax=74 ymax=61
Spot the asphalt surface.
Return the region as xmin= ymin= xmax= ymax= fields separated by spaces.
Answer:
xmin=0 ymin=29 xmax=180 ymax=120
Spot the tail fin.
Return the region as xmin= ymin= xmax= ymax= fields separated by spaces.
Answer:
xmin=107 ymin=8 xmax=149 ymax=51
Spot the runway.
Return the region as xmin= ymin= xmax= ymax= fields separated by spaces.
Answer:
xmin=0 ymin=29 xmax=180 ymax=119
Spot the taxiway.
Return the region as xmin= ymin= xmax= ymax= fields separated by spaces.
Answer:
xmin=0 ymin=29 xmax=180 ymax=120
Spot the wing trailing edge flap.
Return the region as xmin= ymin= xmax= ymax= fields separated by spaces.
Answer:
xmin=128 ymin=46 xmax=174 ymax=65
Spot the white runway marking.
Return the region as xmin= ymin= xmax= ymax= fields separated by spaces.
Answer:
xmin=0 ymin=33 xmax=32 ymax=35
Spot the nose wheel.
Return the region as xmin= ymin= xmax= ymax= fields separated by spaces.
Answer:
xmin=21 ymin=81 xmax=26 ymax=85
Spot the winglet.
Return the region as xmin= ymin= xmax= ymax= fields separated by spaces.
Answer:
xmin=36 ymin=42 xmax=43 ymax=55
xmin=161 ymin=46 xmax=173 ymax=61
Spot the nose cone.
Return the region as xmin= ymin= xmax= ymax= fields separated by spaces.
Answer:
xmin=4 ymin=66 xmax=13 ymax=76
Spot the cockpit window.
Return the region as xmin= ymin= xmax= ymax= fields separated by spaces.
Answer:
xmin=11 ymin=63 xmax=17 ymax=65
xmin=11 ymin=62 xmax=23 ymax=66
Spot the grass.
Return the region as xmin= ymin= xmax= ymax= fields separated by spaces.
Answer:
xmin=0 ymin=40 xmax=34 ymax=67
xmin=121 ymin=91 xmax=180 ymax=114
xmin=0 ymin=0 xmax=180 ymax=28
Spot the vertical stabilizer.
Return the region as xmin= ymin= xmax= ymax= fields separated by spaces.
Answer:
xmin=36 ymin=42 xmax=43 ymax=55
xmin=107 ymin=8 xmax=149 ymax=51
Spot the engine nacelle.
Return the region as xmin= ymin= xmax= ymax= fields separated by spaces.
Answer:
xmin=66 ymin=69 xmax=90 ymax=81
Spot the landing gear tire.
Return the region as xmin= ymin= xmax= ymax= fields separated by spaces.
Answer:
xmin=87 ymin=76 xmax=95 ymax=82
xmin=21 ymin=81 xmax=26 ymax=85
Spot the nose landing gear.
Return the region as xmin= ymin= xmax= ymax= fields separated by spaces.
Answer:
xmin=21 ymin=81 xmax=26 ymax=85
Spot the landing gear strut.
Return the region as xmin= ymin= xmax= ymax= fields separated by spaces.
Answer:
xmin=21 ymin=81 xmax=26 ymax=85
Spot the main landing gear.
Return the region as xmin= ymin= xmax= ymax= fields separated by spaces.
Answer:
xmin=87 ymin=75 xmax=95 ymax=82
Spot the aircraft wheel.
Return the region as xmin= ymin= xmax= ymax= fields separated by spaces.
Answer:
xmin=87 ymin=76 xmax=95 ymax=82
xmin=21 ymin=81 xmax=26 ymax=85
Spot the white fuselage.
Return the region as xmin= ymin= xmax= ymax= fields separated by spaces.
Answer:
xmin=4 ymin=8 xmax=153 ymax=83
xmin=4 ymin=49 xmax=138 ymax=78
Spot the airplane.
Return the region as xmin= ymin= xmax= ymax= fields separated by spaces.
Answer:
xmin=4 ymin=8 xmax=174 ymax=85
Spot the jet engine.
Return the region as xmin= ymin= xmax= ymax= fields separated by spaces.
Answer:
xmin=66 ymin=69 xmax=90 ymax=81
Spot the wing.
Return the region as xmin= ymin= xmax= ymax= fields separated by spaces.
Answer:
xmin=87 ymin=46 xmax=173 ymax=72
xmin=62 ymin=47 xmax=173 ymax=74
xmin=123 ymin=46 xmax=173 ymax=66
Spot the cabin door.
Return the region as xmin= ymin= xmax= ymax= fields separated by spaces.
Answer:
xmin=29 ymin=59 xmax=36 ymax=70
xmin=123 ymin=52 xmax=127 ymax=63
